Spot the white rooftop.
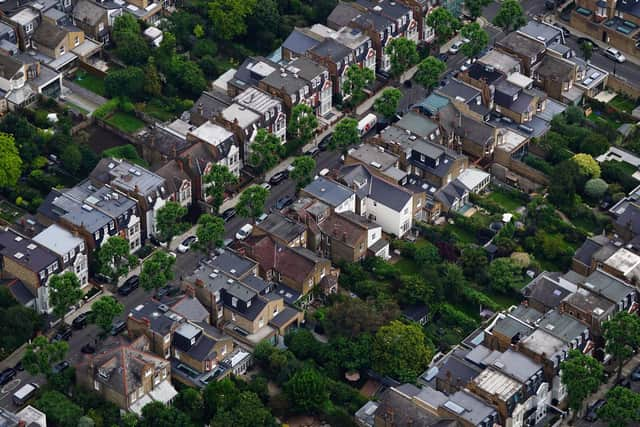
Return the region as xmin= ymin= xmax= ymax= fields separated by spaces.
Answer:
xmin=457 ymin=168 xmax=490 ymax=192
xmin=190 ymin=121 xmax=234 ymax=145
xmin=222 ymin=103 xmax=261 ymax=129
xmin=507 ymin=72 xmax=533 ymax=89
xmin=212 ymin=68 xmax=236 ymax=92
xmin=143 ymin=26 xmax=162 ymax=39
xmin=473 ymin=368 xmax=522 ymax=400
xmin=32 ymin=224 xmax=83 ymax=256
xmin=478 ymin=50 xmax=521 ymax=74
xmin=496 ymin=128 xmax=528 ymax=153
xmin=10 ymin=8 xmax=39 ymax=26
xmin=16 ymin=405 xmax=47 ymax=427
xmin=604 ymin=248 xmax=640 ymax=275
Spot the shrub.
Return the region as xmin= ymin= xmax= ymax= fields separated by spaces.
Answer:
xmin=584 ymin=178 xmax=608 ymax=201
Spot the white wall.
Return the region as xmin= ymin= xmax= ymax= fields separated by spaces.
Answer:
xmin=335 ymin=194 xmax=356 ymax=214
xmin=364 ymin=196 xmax=412 ymax=237
xmin=367 ymin=226 xmax=382 ymax=248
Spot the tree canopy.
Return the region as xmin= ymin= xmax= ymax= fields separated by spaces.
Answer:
xmin=460 ymin=23 xmax=489 ymax=58
xmin=49 ymin=272 xmax=83 ymax=319
xmin=92 ymin=296 xmax=124 ymax=333
xmin=427 ymin=7 xmax=460 ymax=45
xmin=140 ymin=250 xmax=176 ymax=292
xmin=343 ymin=65 xmax=375 ymax=106
xmin=598 ymin=386 xmax=640 ymax=427
xmin=487 ymin=257 xmax=523 ymax=293
xmin=35 ymin=391 xmax=83 ymax=427
xmin=560 ymin=350 xmax=603 ymax=415
xmin=331 ymin=118 xmax=359 ymax=153
xmin=236 ymin=185 xmax=269 ymax=221
xmin=603 ymin=311 xmax=640 ymax=380
xmin=285 ymin=368 xmax=329 ymax=414
xmin=204 ymin=165 xmax=238 ymax=214
xmin=414 ymin=56 xmax=446 ymax=89
xmin=571 ymin=153 xmax=601 ymax=179
xmin=22 ymin=335 xmax=68 ymax=376
xmin=97 ymin=236 xmax=138 ymax=283
xmin=156 ymin=201 xmax=189 ymax=243
xmin=0 ymin=132 xmax=22 ymax=189
xmin=290 ymin=156 xmax=316 ymax=190
xmin=208 ymin=0 xmax=257 ymax=41
xmin=385 ymin=37 xmax=419 ymax=78
xmin=493 ymin=0 xmax=526 ymax=32
xmin=195 ymin=214 xmax=225 ymax=253
xmin=466 ymin=0 xmax=492 ymax=18
xmin=288 ymin=104 xmax=318 ymax=149
xmin=374 ymin=88 xmax=402 ymax=120
xmin=249 ymin=129 xmax=281 ymax=173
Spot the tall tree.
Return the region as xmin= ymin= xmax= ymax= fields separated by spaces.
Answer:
xmin=581 ymin=41 xmax=594 ymax=62
xmin=61 ymin=144 xmax=81 ymax=175
xmin=372 ymin=320 xmax=433 ymax=382
xmin=97 ymin=236 xmax=138 ymax=284
xmin=560 ymin=350 xmax=603 ymax=419
xmin=112 ymin=15 xmax=149 ymax=66
xmin=156 ymin=201 xmax=189 ymax=243
xmin=285 ymin=368 xmax=329 ymax=414
xmin=343 ymin=64 xmax=375 ymax=106
xmin=204 ymin=165 xmax=238 ymax=214
xmin=211 ymin=391 xmax=275 ymax=427
xmin=571 ymin=153 xmax=601 ymax=179
xmin=331 ymin=117 xmax=359 ymax=153
xmin=487 ymin=258 xmax=523 ymax=293
xmin=414 ymin=56 xmax=446 ymax=89
xmin=427 ymin=7 xmax=461 ymax=45
xmin=374 ymin=88 xmax=402 ymax=120
xmin=104 ymin=67 xmax=145 ymax=100
xmin=290 ymin=156 xmax=316 ymax=190
xmin=138 ymin=401 xmax=193 ymax=427
xmin=49 ymin=272 xmax=83 ymax=319
xmin=195 ymin=214 xmax=225 ymax=253
xmin=598 ymin=386 xmax=640 ymax=427
xmin=139 ymin=250 xmax=175 ymax=292
xmin=603 ymin=311 xmax=640 ymax=380
xmin=208 ymin=0 xmax=257 ymax=41
xmin=493 ymin=0 xmax=526 ymax=32
xmin=249 ymin=129 xmax=280 ymax=173
xmin=92 ymin=296 xmax=124 ymax=333
xmin=385 ymin=37 xmax=419 ymax=78
xmin=288 ymin=104 xmax=318 ymax=149
xmin=460 ymin=23 xmax=489 ymax=58
xmin=0 ymin=132 xmax=22 ymax=189
xmin=22 ymin=336 xmax=68 ymax=375
xmin=143 ymin=58 xmax=162 ymax=98
xmin=35 ymin=391 xmax=83 ymax=427
xmin=466 ymin=0 xmax=492 ymax=18
xmin=236 ymin=185 xmax=269 ymax=222
xmin=175 ymin=388 xmax=204 ymax=424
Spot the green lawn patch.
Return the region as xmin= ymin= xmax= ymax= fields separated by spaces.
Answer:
xmin=487 ymin=190 xmax=524 ymax=212
xmin=106 ymin=112 xmax=145 ymax=134
xmin=587 ymin=112 xmax=621 ymax=129
xmin=103 ymin=144 xmax=148 ymax=167
xmin=448 ymin=224 xmax=478 ymax=245
xmin=609 ymin=95 xmax=636 ymax=114
xmin=74 ymin=70 xmax=106 ymax=96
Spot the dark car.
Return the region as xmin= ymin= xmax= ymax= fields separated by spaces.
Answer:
xmin=437 ymin=53 xmax=449 ymax=62
xmin=13 ymin=361 xmax=23 ymax=372
xmin=52 ymin=361 xmax=70 ymax=375
xmin=0 ymin=368 xmax=16 ymax=385
xmin=111 ymin=320 xmax=127 ymax=336
xmin=221 ymin=208 xmax=236 ymax=222
xmin=52 ymin=327 xmax=72 ymax=342
xmin=318 ymin=133 xmax=333 ymax=151
xmin=269 ymin=171 xmax=288 ymax=186
xmin=81 ymin=343 xmax=96 ymax=354
xmin=305 ymin=147 xmax=320 ymax=157
xmin=72 ymin=311 xmax=92 ymax=329
xmin=631 ymin=364 xmax=640 ymax=381
xmin=117 ymin=275 xmax=139 ymax=296
xmin=585 ymin=399 xmax=606 ymax=422
xmin=155 ymin=285 xmax=173 ymax=299
xmin=275 ymin=196 xmax=294 ymax=210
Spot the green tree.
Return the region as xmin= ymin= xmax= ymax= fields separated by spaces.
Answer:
xmin=0 ymin=132 xmax=22 ymax=189
xmin=487 ymin=257 xmax=523 ymax=293
xmin=22 ymin=336 xmax=68 ymax=375
xmin=49 ymin=272 xmax=83 ymax=319
xmin=548 ymin=159 xmax=581 ymax=210
xmin=249 ymin=129 xmax=280 ymax=173
xmin=331 ymin=117 xmax=359 ymax=153
xmin=493 ymin=0 xmax=526 ymax=32
xmin=385 ymin=37 xmax=419 ymax=78
xmin=414 ymin=56 xmax=446 ymax=89
xmin=104 ymin=67 xmax=145 ymax=100
xmin=581 ymin=41 xmax=593 ymax=62
xmin=445 ymin=0 xmax=464 ymax=16
xmin=140 ymin=250 xmax=175 ymax=292
xmin=572 ymin=153 xmax=601 ymax=179
xmin=288 ymin=104 xmax=318 ymax=148
xmin=466 ymin=0 xmax=492 ymax=18
xmin=143 ymin=58 xmax=162 ymax=98
xmin=236 ymin=185 xmax=269 ymax=222
xmin=598 ymin=386 xmax=640 ymax=427
xmin=78 ymin=416 xmax=95 ymax=427
xmin=35 ymin=391 xmax=83 ymax=427
xmin=459 ymin=245 xmax=488 ymax=280
xmin=290 ymin=156 xmax=316 ymax=190
xmin=460 ymin=23 xmax=489 ymax=57
xmin=97 ymin=236 xmax=139 ymax=283
xmin=156 ymin=201 xmax=189 ymax=243
xmin=603 ymin=311 xmax=640 ymax=381
xmin=285 ymin=368 xmax=329 ymax=414
xmin=427 ymin=7 xmax=461 ymax=45
xmin=374 ymin=88 xmax=402 ymax=120
xmin=343 ymin=64 xmax=375 ymax=106
xmin=112 ymin=15 xmax=150 ymax=66
xmin=372 ymin=320 xmax=433 ymax=382
xmin=195 ymin=214 xmax=225 ymax=253
xmin=92 ymin=296 xmax=124 ymax=333
xmin=584 ymin=178 xmax=608 ymax=200
xmin=208 ymin=0 xmax=257 ymax=41
xmin=204 ymin=164 xmax=238 ymax=214
xmin=211 ymin=391 xmax=275 ymax=427
xmin=324 ymin=297 xmax=399 ymax=338
xmin=138 ymin=401 xmax=193 ymax=427
xmin=560 ymin=350 xmax=603 ymax=419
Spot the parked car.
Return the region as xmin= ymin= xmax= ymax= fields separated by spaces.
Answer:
xmin=0 ymin=368 xmax=16 ymax=385
xmin=52 ymin=327 xmax=72 ymax=342
xmin=437 ymin=53 xmax=449 ymax=62
xmin=305 ymin=147 xmax=320 ymax=157
xmin=81 ymin=343 xmax=96 ymax=354
xmin=318 ymin=133 xmax=333 ymax=151
xmin=275 ymin=195 xmax=294 ymax=210
xmin=616 ymin=377 xmax=631 ymax=388
xmin=117 ymin=275 xmax=139 ymax=296
xmin=111 ymin=320 xmax=127 ymax=336
xmin=177 ymin=236 xmax=197 ymax=253
xmin=13 ymin=361 xmax=23 ymax=372
xmin=255 ymin=213 xmax=268 ymax=225
xmin=51 ymin=360 xmax=70 ymax=375
xmin=448 ymin=40 xmax=465 ymax=54
xmin=12 ymin=383 xmax=38 ymax=406
xmin=560 ymin=26 xmax=572 ymax=37
xmin=460 ymin=57 xmax=476 ymax=72
xmin=630 ymin=363 xmax=640 ymax=381
xmin=235 ymin=224 xmax=254 ymax=240
xmin=269 ymin=171 xmax=288 ymax=185
xmin=585 ymin=399 xmax=606 ymax=422
xmin=72 ymin=311 xmax=92 ymax=329
xmin=221 ymin=208 xmax=236 ymax=222
xmin=155 ymin=285 xmax=173 ymax=299
xmin=604 ymin=47 xmax=626 ymax=63
xmin=261 ymin=182 xmax=272 ymax=191
xmin=403 ymin=79 xmax=412 ymax=88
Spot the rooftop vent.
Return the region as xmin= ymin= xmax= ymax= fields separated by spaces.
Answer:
xmin=108 ymin=162 xmax=115 ymax=169
xmin=536 ymin=36 xmax=546 ymax=41
xmin=230 ymin=269 xmax=237 ymax=274
xmin=81 ymin=204 xmax=93 ymax=212
xmin=370 ymin=161 xmax=382 ymax=169
xmin=209 ymin=273 xmax=218 ymax=279
xmin=14 ymin=252 xmax=24 ymax=259
xmin=27 ymin=243 xmax=37 ymax=250
xmin=227 ymin=279 xmax=234 ymax=284
xmin=158 ymin=304 xmax=169 ymax=312
xmin=13 ymin=236 xmax=22 ymax=242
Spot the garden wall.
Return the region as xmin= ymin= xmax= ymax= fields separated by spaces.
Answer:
xmin=607 ymin=74 xmax=640 ymax=100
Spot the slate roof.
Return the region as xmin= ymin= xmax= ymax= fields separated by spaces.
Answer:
xmin=583 ymin=269 xmax=635 ymax=304
xmin=242 ymin=275 xmax=271 ymax=294
xmin=327 ymin=2 xmax=362 ymax=28
xmin=186 ymin=335 xmax=217 ymax=362
xmin=256 ymin=213 xmax=306 ymax=243
xmin=436 ymin=79 xmax=481 ymax=104
xmin=395 ymin=111 xmax=439 ymax=138
xmin=318 ymin=212 xmax=367 ymax=247
xmin=537 ymin=55 xmax=574 ymax=80
xmin=171 ymin=296 xmax=208 ymax=322
xmin=369 ymin=173 xmax=413 ymax=211
xmin=375 ymin=387 xmax=457 ymax=427
xmin=209 ymin=249 xmax=257 ymax=278
xmin=435 ymin=180 xmax=468 ymax=209
xmin=311 ymin=38 xmax=351 ymax=62
xmin=574 ymin=235 xmax=608 ymax=266
xmin=496 ymin=31 xmax=546 ymax=58
xmin=3 ymin=279 xmax=35 ymax=305
xmin=522 ymin=272 xmax=572 ymax=309
xmin=190 ymin=91 xmax=232 ymax=123
xmin=154 ymin=160 xmax=190 ymax=198
xmin=303 ymin=176 xmax=354 ymax=207
xmin=282 ymin=28 xmax=322 ymax=56
xmin=538 ymin=310 xmax=588 ymax=344
xmin=73 ymin=0 xmax=106 ymax=26
xmin=0 ymin=228 xmax=59 ymax=273
xmin=0 ymin=54 xmax=23 ymax=80
xmin=269 ymin=306 xmax=300 ymax=328
xmin=437 ymin=103 xmax=494 ymax=147
xmin=130 ymin=301 xmax=181 ymax=335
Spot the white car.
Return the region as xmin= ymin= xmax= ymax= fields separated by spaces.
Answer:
xmin=235 ymin=224 xmax=254 ymax=240
xmin=460 ymin=58 xmax=476 ymax=72
xmin=177 ymin=236 xmax=197 ymax=253
xmin=261 ymin=182 xmax=271 ymax=191
xmin=448 ymin=40 xmax=465 ymax=55
xmin=255 ymin=213 xmax=268 ymax=225
xmin=604 ymin=47 xmax=626 ymax=63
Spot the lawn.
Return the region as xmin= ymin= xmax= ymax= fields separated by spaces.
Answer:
xmin=587 ymin=111 xmax=621 ymax=129
xmin=609 ymin=95 xmax=636 ymax=114
xmin=106 ymin=112 xmax=145 ymax=134
xmin=613 ymin=160 xmax=638 ymax=176
xmin=142 ymin=103 xmax=176 ymax=122
xmin=486 ymin=190 xmax=524 ymax=212
xmin=0 ymin=200 xmax=26 ymax=223
xmin=74 ymin=70 xmax=106 ymax=97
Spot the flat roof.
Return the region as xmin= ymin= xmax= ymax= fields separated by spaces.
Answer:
xmin=303 ymin=176 xmax=354 ymax=207
xmin=32 ymin=224 xmax=83 ymax=256
xmin=473 ymin=368 xmax=521 ymax=400
xmin=348 ymin=143 xmax=398 ymax=171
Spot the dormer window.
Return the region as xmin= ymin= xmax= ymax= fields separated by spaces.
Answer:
xmin=231 ymin=297 xmax=237 ymax=307
xmin=247 ymin=299 xmax=251 ymax=308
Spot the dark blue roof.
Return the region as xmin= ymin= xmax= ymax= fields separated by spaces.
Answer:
xmin=282 ymin=29 xmax=321 ymax=56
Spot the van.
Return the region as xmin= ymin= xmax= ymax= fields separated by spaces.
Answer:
xmin=13 ymin=383 xmax=38 ymax=406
